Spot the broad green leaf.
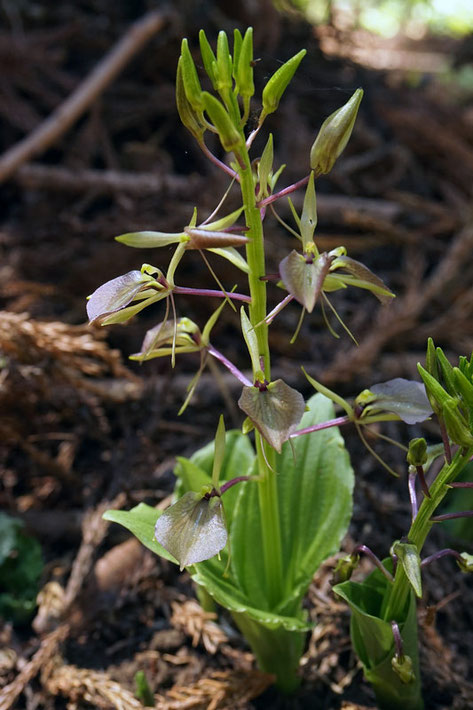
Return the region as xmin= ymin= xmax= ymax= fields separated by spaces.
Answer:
xmin=238 ymin=379 xmax=305 ymax=453
xmin=276 ymin=393 xmax=354 ymax=606
xmin=154 ymin=492 xmax=227 ymax=570
xmin=334 ymin=563 xmax=422 ymax=710
xmin=86 ymin=270 xmax=149 ymax=323
xmin=103 ymin=503 xmax=177 ymax=564
xmin=190 ymin=554 xmax=310 ymax=632
xmin=175 ymin=457 xmax=211 ymax=492
xmin=364 ymin=378 xmax=433 ymax=425
xmin=230 ymin=462 xmax=268 ymax=608
xmin=115 ymin=231 xmax=184 ymax=248
xmin=177 ymin=430 xmax=255 ymax=529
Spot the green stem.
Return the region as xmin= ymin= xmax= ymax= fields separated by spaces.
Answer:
xmin=237 ymin=148 xmax=284 ymax=607
xmin=382 ymin=447 xmax=473 ymax=621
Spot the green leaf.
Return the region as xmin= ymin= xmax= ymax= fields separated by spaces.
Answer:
xmin=0 ymin=513 xmax=43 ymax=623
xmin=177 ymin=430 xmax=255 ymax=530
xmin=175 ymin=457 xmax=211 ymax=492
xmin=275 ymin=393 xmax=354 ymax=606
xmin=154 ymin=492 xmax=227 ymax=570
xmin=238 ymin=379 xmax=305 ymax=453
xmin=116 ymin=231 xmax=184 ymax=249
xmin=103 ymin=504 xmax=177 ymax=564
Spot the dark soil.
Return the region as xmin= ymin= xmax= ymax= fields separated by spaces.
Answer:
xmin=1 ymin=2 xmax=473 ymax=709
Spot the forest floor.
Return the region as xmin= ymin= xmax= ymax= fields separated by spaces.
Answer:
xmin=1 ymin=2 xmax=473 ymax=708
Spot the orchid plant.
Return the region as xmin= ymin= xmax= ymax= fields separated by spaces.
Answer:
xmin=85 ymin=29 xmax=472 ymax=705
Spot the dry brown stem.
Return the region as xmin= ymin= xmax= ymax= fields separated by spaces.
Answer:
xmin=0 ymin=624 xmax=69 ymax=710
xmin=0 ymin=9 xmax=167 ymax=183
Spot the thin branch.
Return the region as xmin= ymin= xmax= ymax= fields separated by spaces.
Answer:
xmin=0 ymin=9 xmax=168 ymax=183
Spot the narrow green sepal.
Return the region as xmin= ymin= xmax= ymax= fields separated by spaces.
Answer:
xmin=202 ymin=92 xmax=244 ymax=152
xmin=212 ymin=415 xmax=226 ymax=489
xmin=392 ymin=541 xmax=422 ymax=598
xmin=310 ymin=88 xmax=363 ymax=176
xmin=242 ymin=416 xmax=254 ymax=434
xmin=261 ymin=49 xmax=306 ymax=119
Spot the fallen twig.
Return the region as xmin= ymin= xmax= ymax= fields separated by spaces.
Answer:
xmin=0 ymin=9 xmax=168 ymax=184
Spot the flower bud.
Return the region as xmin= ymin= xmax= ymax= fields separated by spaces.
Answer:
xmin=443 ymin=399 xmax=473 ymax=448
xmin=261 ymin=49 xmax=306 ymax=119
xmin=406 ymin=438 xmax=428 ymax=467
xmin=391 ymin=652 xmax=415 ymax=684
xmin=202 ymin=92 xmax=244 ymax=153
xmin=235 ymin=27 xmax=254 ymax=99
xmin=310 ymin=89 xmax=363 ymax=176
xmin=332 ymin=553 xmax=359 ymax=584
xmin=457 ymin=552 xmax=473 ymax=573
xmin=180 ymin=39 xmax=204 ymax=112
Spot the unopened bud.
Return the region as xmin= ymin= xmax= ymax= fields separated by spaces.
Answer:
xmin=407 ymin=438 xmax=428 ymax=467
xmin=457 ymin=552 xmax=473 ymax=573
xmin=391 ymin=652 xmax=415 ymax=684
xmin=310 ymin=89 xmax=363 ymax=176
xmin=332 ymin=553 xmax=359 ymax=584
xmin=443 ymin=399 xmax=473 ymax=448
xmin=202 ymin=92 xmax=244 ymax=153
xmin=261 ymin=49 xmax=306 ymax=119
